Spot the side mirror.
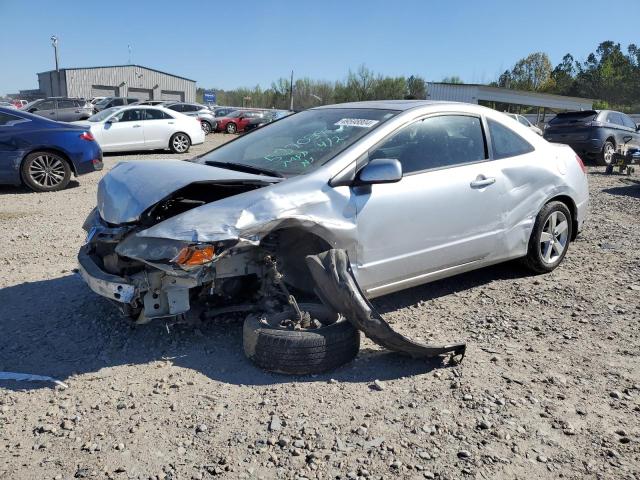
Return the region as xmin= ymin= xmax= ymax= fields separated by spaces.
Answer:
xmin=28 ymin=108 xmax=38 ymax=113
xmin=636 ymin=124 xmax=640 ymax=132
xmin=106 ymin=117 xmax=119 ymax=123
xmin=357 ymin=158 xmax=403 ymax=185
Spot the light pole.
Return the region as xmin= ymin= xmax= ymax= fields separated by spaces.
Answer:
xmin=51 ymin=35 xmax=60 ymax=95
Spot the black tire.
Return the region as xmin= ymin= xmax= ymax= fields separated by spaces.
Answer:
xmin=226 ymin=122 xmax=237 ymax=134
xmin=596 ymin=140 xmax=615 ymax=166
xmin=169 ymin=132 xmax=191 ymax=153
xmin=243 ymin=303 xmax=360 ymax=375
xmin=200 ymin=121 xmax=212 ymax=135
xmin=523 ymin=201 xmax=572 ymax=274
xmin=21 ymin=151 xmax=71 ymax=192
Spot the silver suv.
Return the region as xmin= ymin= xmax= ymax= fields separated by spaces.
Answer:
xmin=164 ymin=102 xmax=217 ymax=134
xmin=23 ymin=97 xmax=94 ymax=122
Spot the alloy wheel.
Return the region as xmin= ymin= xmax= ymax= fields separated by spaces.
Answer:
xmin=28 ymin=154 xmax=66 ymax=189
xmin=172 ymin=134 xmax=189 ymax=153
xmin=604 ymin=143 xmax=615 ymax=165
xmin=201 ymin=121 xmax=211 ymax=135
xmin=539 ymin=211 xmax=569 ymax=264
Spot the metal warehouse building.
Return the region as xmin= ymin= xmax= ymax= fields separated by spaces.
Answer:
xmin=426 ymin=82 xmax=594 ymax=124
xmin=37 ymin=64 xmax=196 ymax=102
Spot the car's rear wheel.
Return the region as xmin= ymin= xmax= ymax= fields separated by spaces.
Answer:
xmin=169 ymin=133 xmax=191 ymax=153
xmin=597 ymin=140 xmax=615 ymax=166
xmin=226 ymin=122 xmax=237 ymax=134
xmin=523 ymin=201 xmax=572 ymax=273
xmin=243 ymin=303 xmax=360 ymax=375
xmin=200 ymin=120 xmax=212 ymax=135
xmin=21 ymin=151 xmax=71 ymax=192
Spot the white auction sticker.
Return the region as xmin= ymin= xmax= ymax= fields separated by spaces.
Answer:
xmin=334 ymin=118 xmax=380 ymax=128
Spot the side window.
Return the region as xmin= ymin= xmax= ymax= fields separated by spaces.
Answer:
xmin=518 ymin=116 xmax=531 ymax=127
xmin=114 ymin=109 xmax=143 ymax=122
xmin=0 ymin=112 xmax=25 ymax=126
xmin=57 ymin=100 xmax=75 ymax=109
xmin=370 ymin=115 xmax=486 ymax=174
xmin=168 ymin=104 xmax=183 ymax=112
xmin=488 ymin=119 xmax=534 ymax=160
xmin=184 ymin=104 xmax=199 ymax=112
xmin=38 ymin=100 xmax=56 ymax=110
xmin=607 ymin=112 xmax=623 ymax=126
xmin=620 ymin=114 xmax=636 ymax=130
xmin=112 ymin=98 xmax=124 ymax=106
xmin=145 ymin=109 xmax=172 ymax=120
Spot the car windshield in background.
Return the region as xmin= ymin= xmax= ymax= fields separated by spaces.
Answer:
xmin=549 ymin=111 xmax=598 ymax=125
xmin=199 ymin=108 xmax=398 ymax=176
xmin=88 ymin=108 xmax=119 ymax=122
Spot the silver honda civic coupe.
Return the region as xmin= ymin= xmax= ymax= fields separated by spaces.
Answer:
xmin=78 ymin=100 xmax=589 ymax=321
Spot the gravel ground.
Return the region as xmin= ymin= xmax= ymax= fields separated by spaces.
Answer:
xmin=0 ymin=143 xmax=639 ymax=480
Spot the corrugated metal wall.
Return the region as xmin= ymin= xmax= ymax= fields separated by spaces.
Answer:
xmin=38 ymin=66 xmax=195 ymax=102
xmin=426 ymin=83 xmax=479 ymax=103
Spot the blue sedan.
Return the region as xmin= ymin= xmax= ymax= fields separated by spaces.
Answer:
xmin=0 ymin=107 xmax=103 ymax=192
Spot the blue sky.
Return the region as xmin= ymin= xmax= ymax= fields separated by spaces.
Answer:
xmin=1 ymin=0 xmax=638 ymax=95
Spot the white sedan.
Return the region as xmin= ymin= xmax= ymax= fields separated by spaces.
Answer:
xmin=74 ymin=106 xmax=205 ymax=153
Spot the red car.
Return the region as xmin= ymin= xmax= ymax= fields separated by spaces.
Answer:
xmin=215 ymin=110 xmax=265 ymax=134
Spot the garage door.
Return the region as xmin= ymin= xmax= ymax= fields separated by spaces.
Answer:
xmin=128 ymin=88 xmax=153 ymax=101
xmin=91 ymin=85 xmax=119 ymax=97
xmin=161 ymin=90 xmax=185 ymax=102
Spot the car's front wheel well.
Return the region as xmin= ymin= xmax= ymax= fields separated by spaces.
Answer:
xmin=21 ymin=148 xmax=76 ymax=176
xmin=546 ymin=195 xmax=578 ymax=241
xmin=260 ymin=228 xmax=333 ymax=292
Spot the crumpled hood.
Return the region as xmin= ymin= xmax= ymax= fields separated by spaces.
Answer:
xmin=97 ymin=160 xmax=279 ymax=224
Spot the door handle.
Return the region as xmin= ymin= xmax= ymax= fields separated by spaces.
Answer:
xmin=132 ymin=124 xmax=141 ymax=128
xmin=168 ymin=121 xmax=175 ymax=124
xmin=470 ymin=176 xmax=496 ymax=188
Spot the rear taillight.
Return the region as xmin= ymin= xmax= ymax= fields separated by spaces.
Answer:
xmin=575 ymin=154 xmax=586 ymax=174
xmin=80 ymin=132 xmax=95 ymax=141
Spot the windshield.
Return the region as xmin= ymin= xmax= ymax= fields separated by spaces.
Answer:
xmin=88 ymin=107 xmax=119 ymax=122
xmin=95 ymin=97 xmax=113 ymax=106
xmin=199 ymin=108 xmax=399 ymax=176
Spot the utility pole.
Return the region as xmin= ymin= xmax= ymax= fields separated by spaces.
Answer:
xmin=51 ymin=35 xmax=60 ymax=96
xmin=289 ymin=70 xmax=294 ymax=111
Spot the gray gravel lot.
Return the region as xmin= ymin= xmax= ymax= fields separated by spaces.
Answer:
xmin=0 ymin=140 xmax=639 ymax=479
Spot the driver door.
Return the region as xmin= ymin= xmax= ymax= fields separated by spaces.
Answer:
xmin=101 ymin=108 xmax=145 ymax=151
xmin=353 ymin=114 xmax=507 ymax=297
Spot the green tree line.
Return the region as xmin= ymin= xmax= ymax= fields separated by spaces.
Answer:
xmin=197 ymin=65 xmax=427 ymax=110
xmin=494 ymin=41 xmax=640 ymax=112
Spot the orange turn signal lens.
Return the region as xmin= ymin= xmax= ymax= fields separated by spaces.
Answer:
xmin=172 ymin=245 xmax=215 ymax=266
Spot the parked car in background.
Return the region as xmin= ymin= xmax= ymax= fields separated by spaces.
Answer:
xmin=22 ymin=97 xmax=94 ymax=122
xmin=211 ymin=106 xmax=239 ymax=118
xmin=0 ymin=107 xmax=102 ymax=192
xmin=134 ymin=100 xmax=169 ymax=106
xmin=73 ymin=105 xmax=204 ymax=153
xmin=12 ymin=99 xmax=28 ymax=109
xmin=506 ymin=113 xmax=543 ymax=135
xmin=77 ymin=100 xmax=588 ymax=325
xmin=544 ymin=110 xmax=640 ymax=165
xmin=0 ymin=101 xmax=17 ymax=109
xmin=244 ymin=109 xmax=294 ymax=132
xmin=93 ymin=97 xmax=140 ymax=112
xmin=164 ymin=102 xmax=217 ymax=134
xmin=90 ymin=97 xmax=106 ymax=104
xmin=214 ymin=110 xmax=266 ymax=133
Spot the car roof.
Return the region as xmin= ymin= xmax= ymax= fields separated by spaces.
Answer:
xmin=313 ymin=100 xmax=457 ymax=111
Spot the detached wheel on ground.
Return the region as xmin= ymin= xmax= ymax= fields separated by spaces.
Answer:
xmin=21 ymin=151 xmax=71 ymax=192
xmin=225 ymin=122 xmax=237 ymax=134
xmin=169 ymin=132 xmax=191 ymax=153
xmin=597 ymin=140 xmax=615 ymax=166
xmin=523 ymin=201 xmax=572 ymax=273
xmin=243 ymin=303 xmax=360 ymax=375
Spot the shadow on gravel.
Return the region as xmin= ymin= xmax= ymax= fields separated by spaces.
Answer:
xmin=0 ymin=180 xmax=80 ymax=195
xmin=0 ymin=262 xmax=528 ymax=391
xmin=603 ymin=178 xmax=640 ymax=199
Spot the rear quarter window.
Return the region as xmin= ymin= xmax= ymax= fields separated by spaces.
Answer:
xmin=488 ymin=119 xmax=534 ymax=160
